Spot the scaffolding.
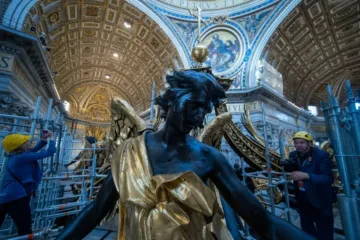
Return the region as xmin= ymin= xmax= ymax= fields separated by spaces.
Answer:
xmin=0 ymin=96 xmax=108 ymax=239
xmin=237 ymin=103 xmax=294 ymax=239
xmin=239 ymin=89 xmax=360 ymax=239
xmin=321 ymin=80 xmax=360 ymax=240
xmin=2 ymin=85 xmax=357 ymax=239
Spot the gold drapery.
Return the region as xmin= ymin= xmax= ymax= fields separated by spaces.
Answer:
xmin=111 ymin=132 xmax=233 ymax=240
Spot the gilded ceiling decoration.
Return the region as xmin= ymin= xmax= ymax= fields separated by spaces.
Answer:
xmin=66 ymin=83 xmax=130 ymax=122
xmin=262 ymin=0 xmax=360 ymax=107
xmin=23 ymin=0 xmax=183 ymax=122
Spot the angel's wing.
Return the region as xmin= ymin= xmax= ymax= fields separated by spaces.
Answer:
xmin=91 ymin=98 xmax=147 ymax=224
xmin=198 ymin=112 xmax=232 ymax=149
xmin=109 ymin=97 xmax=147 ymax=150
xmin=99 ymin=97 xmax=147 ymax=172
xmin=152 ymin=105 xmax=163 ymax=131
xmin=241 ymin=103 xmax=265 ymax=145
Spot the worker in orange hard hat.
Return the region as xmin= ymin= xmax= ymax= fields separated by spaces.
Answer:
xmin=0 ymin=130 xmax=56 ymax=236
xmin=281 ymin=131 xmax=334 ymax=240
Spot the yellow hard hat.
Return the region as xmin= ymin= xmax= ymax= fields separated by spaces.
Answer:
xmin=293 ymin=131 xmax=313 ymax=141
xmin=2 ymin=134 xmax=31 ymax=153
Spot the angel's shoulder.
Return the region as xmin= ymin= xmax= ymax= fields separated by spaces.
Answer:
xmin=188 ymin=136 xmax=223 ymax=160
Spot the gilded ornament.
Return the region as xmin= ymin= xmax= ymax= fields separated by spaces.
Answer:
xmin=191 ymin=44 xmax=209 ymax=63
xmin=86 ymin=6 xmax=98 ymax=17
xmin=83 ymin=29 xmax=95 ymax=37
xmin=212 ymin=15 xmax=228 ymax=24
xmin=94 ymin=94 xmax=107 ymax=103
xmin=49 ymin=12 xmax=59 ymax=23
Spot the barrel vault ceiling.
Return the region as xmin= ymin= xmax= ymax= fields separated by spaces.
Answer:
xmin=263 ymin=0 xmax=360 ymax=108
xmin=23 ymin=0 xmax=182 ymax=122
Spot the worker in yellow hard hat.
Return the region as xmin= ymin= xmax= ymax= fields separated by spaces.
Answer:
xmin=2 ymin=134 xmax=32 ymax=153
xmin=281 ymin=131 xmax=334 ymax=239
xmin=293 ymin=131 xmax=313 ymax=148
xmin=0 ymin=130 xmax=56 ymax=236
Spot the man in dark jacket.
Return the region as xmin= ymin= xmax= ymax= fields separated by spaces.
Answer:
xmin=281 ymin=131 xmax=334 ymax=240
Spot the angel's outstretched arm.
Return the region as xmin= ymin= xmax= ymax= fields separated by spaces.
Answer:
xmin=220 ymin=195 xmax=243 ymax=240
xmin=56 ymin=173 xmax=119 ymax=240
xmin=211 ymin=151 xmax=315 ymax=240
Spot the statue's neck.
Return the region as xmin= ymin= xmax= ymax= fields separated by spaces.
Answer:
xmin=156 ymin=123 xmax=187 ymax=148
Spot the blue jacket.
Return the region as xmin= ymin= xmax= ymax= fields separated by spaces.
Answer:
xmin=0 ymin=140 xmax=56 ymax=204
xmin=286 ymin=147 xmax=334 ymax=210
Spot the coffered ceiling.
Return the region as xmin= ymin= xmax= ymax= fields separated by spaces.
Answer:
xmin=263 ymin=0 xmax=360 ymax=108
xmin=23 ymin=0 xmax=182 ymax=122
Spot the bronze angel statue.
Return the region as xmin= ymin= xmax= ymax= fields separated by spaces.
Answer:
xmin=56 ymin=70 xmax=314 ymax=240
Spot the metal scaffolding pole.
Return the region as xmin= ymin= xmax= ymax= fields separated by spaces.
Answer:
xmin=322 ymin=86 xmax=352 ymax=195
xmin=30 ymin=96 xmax=42 ymax=138
xmin=279 ymin=134 xmax=285 ymax=162
xmin=261 ymin=103 xmax=275 ymax=214
xmin=89 ymin=143 xmax=97 ymax=198
xmin=321 ymin=82 xmax=360 ymax=240
xmin=282 ymin=167 xmax=292 ymax=223
xmin=345 ymin=80 xmax=360 ymax=191
xmin=277 ymin=131 xmax=292 ymax=222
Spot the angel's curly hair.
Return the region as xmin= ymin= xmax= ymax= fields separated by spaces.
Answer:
xmin=155 ymin=70 xmax=225 ymax=114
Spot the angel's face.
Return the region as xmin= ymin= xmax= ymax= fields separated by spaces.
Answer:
xmin=168 ymin=90 xmax=211 ymax=134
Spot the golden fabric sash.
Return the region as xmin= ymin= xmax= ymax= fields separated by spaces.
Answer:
xmin=111 ymin=132 xmax=232 ymax=240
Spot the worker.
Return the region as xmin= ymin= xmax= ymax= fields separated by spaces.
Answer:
xmin=281 ymin=131 xmax=334 ymax=240
xmin=0 ymin=130 xmax=56 ymax=236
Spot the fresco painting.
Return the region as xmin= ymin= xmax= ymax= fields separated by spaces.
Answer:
xmin=202 ymin=31 xmax=241 ymax=73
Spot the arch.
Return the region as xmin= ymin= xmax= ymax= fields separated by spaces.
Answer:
xmin=82 ymin=87 xmax=112 ymax=111
xmin=127 ymin=0 xmax=190 ymax=69
xmin=2 ymin=0 xmax=37 ymax=30
xmin=2 ymin=0 xmax=190 ymax=68
xmin=66 ymin=94 xmax=78 ymax=116
xmin=68 ymin=81 xmax=136 ymax=108
xmin=67 ymin=95 xmax=78 ymax=110
xmin=86 ymin=103 xmax=111 ymax=120
xmin=246 ymin=0 xmax=301 ymax=87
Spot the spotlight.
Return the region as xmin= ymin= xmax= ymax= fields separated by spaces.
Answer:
xmin=124 ymin=19 xmax=132 ymax=29
xmin=113 ymin=53 xmax=119 ymax=57
xmin=105 ymin=74 xmax=111 ymax=79
xmin=63 ymin=101 xmax=70 ymax=112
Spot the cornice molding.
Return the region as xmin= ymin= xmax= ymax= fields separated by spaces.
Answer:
xmin=0 ymin=25 xmax=66 ymax=114
xmin=227 ymin=84 xmax=324 ymax=123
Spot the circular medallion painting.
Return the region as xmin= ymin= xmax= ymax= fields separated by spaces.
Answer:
xmin=202 ymin=31 xmax=241 ymax=73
